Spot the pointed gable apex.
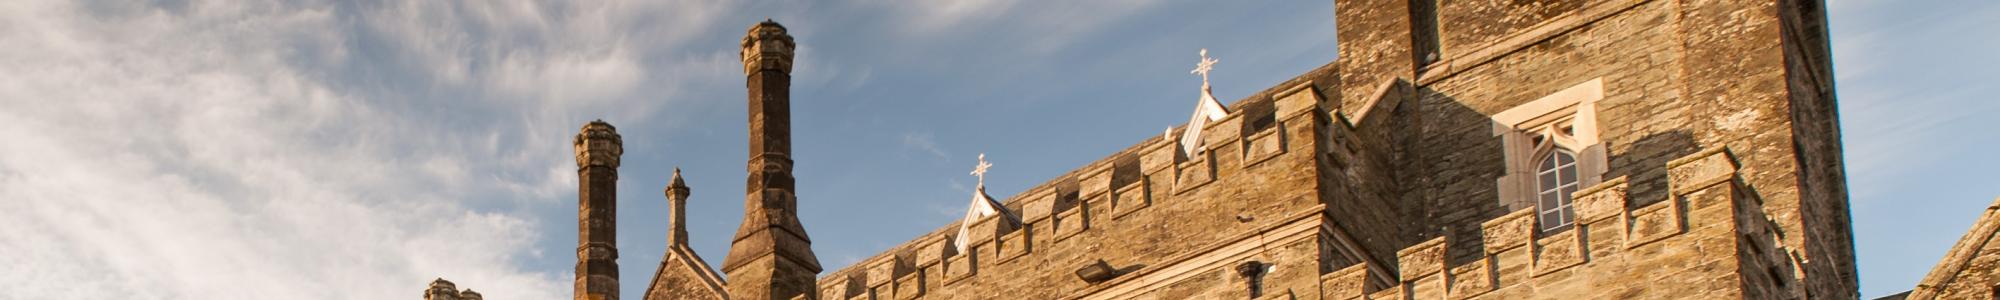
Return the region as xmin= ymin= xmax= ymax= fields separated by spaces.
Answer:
xmin=644 ymin=245 xmax=729 ymax=300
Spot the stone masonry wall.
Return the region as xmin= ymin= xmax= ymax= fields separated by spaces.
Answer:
xmin=802 ymin=0 xmax=1851 ymax=298
xmin=1412 ymin=0 xmax=1691 ymax=267
xmin=813 ymin=64 xmax=1354 ymax=300
xmin=1320 ymin=148 xmax=1802 ymax=299
xmin=1391 ymin=0 xmax=1852 ymax=297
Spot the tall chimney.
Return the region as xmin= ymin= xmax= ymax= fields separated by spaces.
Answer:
xmin=721 ymin=19 xmax=822 ymax=300
xmin=665 ymin=168 xmax=691 ymax=248
xmin=573 ymin=120 xmax=623 ymax=300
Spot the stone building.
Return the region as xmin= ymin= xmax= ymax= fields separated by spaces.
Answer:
xmin=1892 ymin=197 xmax=2000 ymax=299
xmin=434 ymin=0 xmax=1857 ymax=298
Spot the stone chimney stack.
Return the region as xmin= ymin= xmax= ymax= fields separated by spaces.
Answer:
xmin=573 ymin=120 xmax=623 ymax=300
xmin=426 ymin=278 xmax=460 ymax=300
xmin=721 ymin=19 xmax=823 ymax=300
xmin=665 ymin=168 xmax=691 ymax=248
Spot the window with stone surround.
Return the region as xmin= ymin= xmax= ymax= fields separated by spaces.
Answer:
xmin=1536 ymin=148 xmax=1580 ymax=232
xmin=1493 ymin=79 xmax=1607 ymax=233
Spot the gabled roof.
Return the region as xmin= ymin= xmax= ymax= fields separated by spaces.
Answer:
xmin=644 ymin=244 xmax=729 ymax=300
xmin=1907 ymin=197 xmax=2000 ymax=299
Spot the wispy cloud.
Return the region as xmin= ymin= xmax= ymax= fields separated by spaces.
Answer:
xmin=900 ymin=131 xmax=952 ymax=162
xmin=861 ymin=0 xmax=1167 ymax=53
xmin=0 ymin=0 xmax=733 ymax=298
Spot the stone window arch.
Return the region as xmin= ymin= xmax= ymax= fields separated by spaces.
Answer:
xmin=1493 ymin=79 xmax=1608 ymax=233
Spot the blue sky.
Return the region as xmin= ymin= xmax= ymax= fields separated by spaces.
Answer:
xmin=0 ymin=0 xmax=1991 ymax=299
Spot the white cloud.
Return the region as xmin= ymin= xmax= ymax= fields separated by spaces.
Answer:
xmin=900 ymin=131 xmax=952 ymax=162
xmin=863 ymin=0 xmax=1166 ymax=53
xmin=0 ymin=0 xmax=733 ymax=299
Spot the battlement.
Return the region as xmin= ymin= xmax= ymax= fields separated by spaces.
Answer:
xmin=815 ymin=62 xmax=1347 ymax=300
xmin=1319 ymin=148 xmax=1804 ymax=299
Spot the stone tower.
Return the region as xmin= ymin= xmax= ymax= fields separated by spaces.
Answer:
xmin=721 ymin=19 xmax=822 ymax=300
xmin=574 ymin=120 xmax=623 ymax=300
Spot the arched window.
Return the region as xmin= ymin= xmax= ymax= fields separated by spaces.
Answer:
xmin=1536 ymin=148 xmax=1580 ymax=232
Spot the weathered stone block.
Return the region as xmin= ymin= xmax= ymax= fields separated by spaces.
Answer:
xmin=1408 ymin=272 xmax=1445 ymax=300
xmin=866 ymin=258 xmax=899 ymax=287
xmin=1113 ymin=177 xmax=1152 ymax=219
xmin=1367 ymin=284 xmax=1405 ymax=300
xmin=893 ymin=270 xmax=924 ymax=300
xmin=1257 ymin=288 xmax=1297 ymax=300
xmin=1532 ymin=229 xmax=1586 ymax=276
xmin=1490 ymin=247 xmax=1530 ymax=290
xmin=1275 ymin=82 xmax=1323 ymax=118
xmin=1019 ymin=191 xmax=1055 ymax=225
xmin=1448 ymin=258 xmax=1493 ymax=299
xmin=819 ymin=279 xmax=845 ymax=300
xmin=914 ymin=237 xmax=949 ymax=268
xmin=1141 ymin=139 xmax=1180 ymax=174
xmin=1080 ymin=167 xmax=1115 ymax=200
xmin=1573 ymin=176 xmax=1629 ymax=225
xmin=968 ymin=217 xmax=998 ymax=248
xmin=1203 ymin=113 xmax=1244 ymax=151
xmin=1322 ymin=263 xmax=1371 ymax=299
xmin=1244 ymin=123 xmax=1287 ymax=167
xmin=1482 ymin=210 xmax=1534 ymax=254
xmin=1398 ymin=237 xmax=1447 ymax=279
xmin=1175 ymin=153 xmax=1215 ymax=194
xmin=1625 ymin=197 xmax=1685 ymax=248
xmin=942 ymin=245 xmax=979 ymax=285
xmin=868 ymin=283 xmax=888 ymax=300
xmin=1054 ymin=206 xmax=1088 ymax=242
xmin=1666 ymin=147 xmax=1737 ymax=195
xmin=998 ymin=227 xmax=1031 ymax=264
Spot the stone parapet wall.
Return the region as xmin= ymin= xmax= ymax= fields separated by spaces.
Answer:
xmin=814 ymin=63 xmax=1345 ymax=300
xmin=1320 ymin=148 xmax=1802 ymax=299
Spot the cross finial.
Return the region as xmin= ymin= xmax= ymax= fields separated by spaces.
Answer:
xmin=971 ymin=153 xmax=993 ymax=188
xmin=1191 ymin=48 xmax=1218 ymax=86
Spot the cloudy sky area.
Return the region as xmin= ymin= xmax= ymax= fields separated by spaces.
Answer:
xmin=0 ymin=0 xmax=1990 ymax=299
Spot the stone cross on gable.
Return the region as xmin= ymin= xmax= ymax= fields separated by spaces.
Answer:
xmin=1191 ymin=48 xmax=1219 ymax=87
xmin=971 ymin=153 xmax=993 ymax=188
xmin=1180 ymin=48 xmax=1231 ymax=157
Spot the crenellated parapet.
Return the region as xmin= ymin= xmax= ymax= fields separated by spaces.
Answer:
xmin=815 ymin=62 xmax=1344 ymax=300
xmin=1320 ymin=147 xmax=1803 ymax=299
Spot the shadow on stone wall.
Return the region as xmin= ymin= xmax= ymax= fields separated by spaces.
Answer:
xmin=1403 ymin=84 xmax=1697 ymax=267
